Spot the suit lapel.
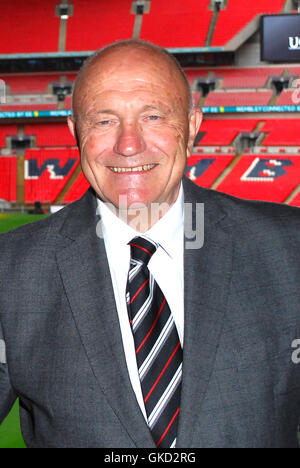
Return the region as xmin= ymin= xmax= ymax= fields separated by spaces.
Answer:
xmin=56 ymin=190 xmax=154 ymax=448
xmin=177 ymin=178 xmax=233 ymax=447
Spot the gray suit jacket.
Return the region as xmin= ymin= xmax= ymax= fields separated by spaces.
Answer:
xmin=0 ymin=177 xmax=300 ymax=448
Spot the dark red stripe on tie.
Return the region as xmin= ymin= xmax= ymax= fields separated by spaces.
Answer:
xmin=156 ymin=408 xmax=180 ymax=448
xmin=129 ymin=243 xmax=153 ymax=257
xmin=130 ymin=277 xmax=150 ymax=304
xmin=135 ymin=297 xmax=166 ymax=355
xmin=144 ymin=341 xmax=181 ymax=403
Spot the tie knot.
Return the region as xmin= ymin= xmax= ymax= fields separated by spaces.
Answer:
xmin=128 ymin=236 xmax=158 ymax=266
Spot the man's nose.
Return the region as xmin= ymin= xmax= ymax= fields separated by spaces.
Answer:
xmin=114 ymin=122 xmax=146 ymax=156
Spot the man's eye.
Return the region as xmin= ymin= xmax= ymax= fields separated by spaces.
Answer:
xmin=148 ymin=115 xmax=160 ymax=121
xmin=98 ymin=120 xmax=110 ymax=125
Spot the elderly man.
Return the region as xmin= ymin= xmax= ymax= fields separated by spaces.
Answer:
xmin=0 ymin=40 xmax=300 ymax=448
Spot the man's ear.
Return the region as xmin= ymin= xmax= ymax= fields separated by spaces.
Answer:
xmin=67 ymin=115 xmax=76 ymax=138
xmin=187 ymin=106 xmax=203 ymax=153
xmin=67 ymin=115 xmax=80 ymax=147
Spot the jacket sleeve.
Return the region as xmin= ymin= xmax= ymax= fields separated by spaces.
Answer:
xmin=0 ymin=320 xmax=17 ymax=424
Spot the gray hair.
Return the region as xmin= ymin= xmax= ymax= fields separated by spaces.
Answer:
xmin=71 ymin=39 xmax=194 ymax=119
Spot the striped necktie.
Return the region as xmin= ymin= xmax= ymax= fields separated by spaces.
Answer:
xmin=126 ymin=236 xmax=183 ymax=448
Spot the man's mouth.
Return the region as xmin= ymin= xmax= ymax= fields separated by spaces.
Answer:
xmin=109 ymin=164 xmax=156 ymax=173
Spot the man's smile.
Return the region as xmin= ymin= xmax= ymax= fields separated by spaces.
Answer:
xmin=108 ymin=163 xmax=157 ymax=173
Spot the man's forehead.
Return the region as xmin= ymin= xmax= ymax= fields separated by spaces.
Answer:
xmin=73 ymin=45 xmax=190 ymax=117
xmin=86 ymin=52 xmax=176 ymax=89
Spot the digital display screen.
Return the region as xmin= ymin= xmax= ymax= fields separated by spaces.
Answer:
xmin=261 ymin=14 xmax=300 ymax=62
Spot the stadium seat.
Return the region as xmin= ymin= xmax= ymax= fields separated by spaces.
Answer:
xmin=261 ymin=119 xmax=300 ymax=146
xmin=215 ymin=67 xmax=285 ymax=88
xmin=0 ymin=103 xmax=58 ymax=111
xmin=24 ymin=123 xmax=76 ymax=147
xmin=25 ymin=148 xmax=79 ymax=203
xmin=211 ymin=1 xmax=285 ymax=46
xmin=62 ymin=171 xmax=90 ymax=203
xmin=185 ymin=154 xmax=234 ymax=188
xmin=0 ymin=156 xmax=17 ymax=202
xmin=204 ymin=90 xmax=273 ymax=107
xmin=216 ymin=154 xmax=300 ymax=203
xmin=2 ymin=74 xmax=62 ymax=95
xmin=276 ymin=89 xmax=299 ymax=106
xmin=66 ymin=0 xmax=134 ymax=51
xmin=0 ymin=0 xmax=60 ymax=54
xmin=0 ymin=125 xmax=18 ymax=147
xmin=195 ymin=119 xmax=260 ymax=146
xmin=140 ymin=0 xmax=212 ymax=48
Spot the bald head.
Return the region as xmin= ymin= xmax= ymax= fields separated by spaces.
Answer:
xmin=72 ymin=39 xmax=193 ymax=122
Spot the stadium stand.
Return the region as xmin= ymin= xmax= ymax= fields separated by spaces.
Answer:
xmin=0 ymin=156 xmax=17 ymax=202
xmin=24 ymin=148 xmax=79 ymax=204
xmin=0 ymin=103 xmax=58 ymax=112
xmin=211 ymin=0 xmax=285 ymax=46
xmin=140 ymin=0 xmax=212 ymax=48
xmin=195 ymin=119 xmax=260 ymax=146
xmin=216 ymin=154 xmax=300 ymax=203
xmin=204 ymin=90 xmax=273 ymax=106
xmin=261 ymin=120 xmax=300 ymax=146
xmin=184 ymin=69 xmax=212 ymax=85
xmin=62 ymin=171 xmax=91 ymax=203
xmin=276 ymin=89 xmax=299 ymax=105
xmin=64 ymin=95 xmax=72 ymax=110
xmin=2 ymin=74 xmax=64 ymax=95
xmin=24 ymin=123 xmax=76 ymax=147
xmin=0 ymin=0 xmax=60 ymax=54
xmin=66 ymin=0 xmax=135 ymax=51
xmin=0 ymin=125 xmax=18 ymax=148
xmin=185 ymin=154 xmax=234 ymax=187
xmin=213 ymin=67 xmax=285 ymax=88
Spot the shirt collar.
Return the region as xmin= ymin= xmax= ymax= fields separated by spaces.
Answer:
xmin=97 ymin=183 xmax=184 ymax=259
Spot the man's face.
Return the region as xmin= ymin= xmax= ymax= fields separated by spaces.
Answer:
xmin=69 ymin=48 xmax=202 ymax=212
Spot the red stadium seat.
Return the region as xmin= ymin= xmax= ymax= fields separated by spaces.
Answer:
xmin=0 ymin=103 xmax=58 ymax=111
xmin=25 ymin=148 xmax=79 ymax=204
xmin=24 ymin=123 xmax=76 ymax=147
xmin=140 ymin=0 xmax=212 ymax=48
xmin=66 ymin=0 xmax=134 ymax=51
xmin=216 ymin=154 xmax=300 ymax=203
xmin=0 ymin=125 xmax=18 ymax=147
xmin=64 ymin=96 xmax=72 ymax=110
xmin=196 ymin=119 xmax=260 ymax=146
xmin=0 ymin=0 xmax=60 ymax=54
xmin=215 ymin=67 xmax=285 ymax=89
xmin=204 ymin=90 xmax=273 ymax=107
xmin=211 ymin=1 xmax=285 ymax=46
xmin=63 ymin=171 xmax=90 ymax=203
xmin=2 ymin=74 xmax=62 ymax=95
xmin=184 ymin=69 xmax=210 ymax=85
xmin=276 ymin=89 xmax=299 ymax=106
xmin=0 ymin=156 xmax=17 ymax=202
xmin=185 ymin=154 xmax=234 ymax=188
xmin=261 ymin=119 xmax=300 ymax=146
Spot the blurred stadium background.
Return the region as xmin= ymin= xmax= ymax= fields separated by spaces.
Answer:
xmin=0 ymin=0 xmax=300 ymax=448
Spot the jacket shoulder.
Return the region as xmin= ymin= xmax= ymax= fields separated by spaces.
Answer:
xmin=183 ymin=176 xmax=300 ymax=231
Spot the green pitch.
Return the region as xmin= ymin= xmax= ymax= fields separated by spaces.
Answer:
xmin=0 ymin=213 xmax=47 ymax=448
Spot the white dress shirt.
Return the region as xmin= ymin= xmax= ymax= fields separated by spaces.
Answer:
xmin=97 ymin=184 xmax=184 ymax=420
